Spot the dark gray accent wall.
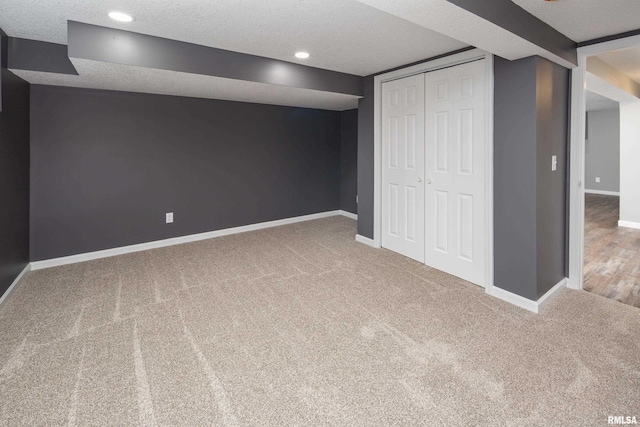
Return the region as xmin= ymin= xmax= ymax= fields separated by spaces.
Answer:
xmin=0 ymin=29 xmax=7 ymax=111
xmin=494 ymin=56 xmax=569 ymax=300
xmin=8 ymin=38 xmax=78 ymax=75
xmin=357 ymin=75 xmax=375 ymax=238
xmin=340 ymin=109 xmax=358 ymax=215
xmin=68 ymin=21 xmax=363 ymax=97
xmin=535 ymin=57 xmax=569 ymax=298
xmin=30 ymin=85 xmax=341 ymax=260
xmin=0 ymin=68 xmax=30 ymax=296
xmin=493 ymin=56 xmax=539 ymax=300
xmin=446 ymin=0 xmax=577 ymax=65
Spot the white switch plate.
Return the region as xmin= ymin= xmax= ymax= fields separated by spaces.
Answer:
xmin=595 ymin=177 xmax=600 ymax=183
xmin=166 ymin=212 xmax=174 ymax=223
xmin=551 ymin=155 xmax=558 ymax=171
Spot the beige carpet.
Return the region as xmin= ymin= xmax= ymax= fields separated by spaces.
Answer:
xmin=0 ymin=216 xmax=638 ymax=426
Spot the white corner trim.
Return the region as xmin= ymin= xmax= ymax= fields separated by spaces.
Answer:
xmin=486 ymin=278 xmax=567 ymax=314
xmin=618 ymin=220 xmax=640 ymax=230
xmin=340 ymin=210 xmax=358 ymax=220
xmin=537 ymin=278 xmax=567 ymax=312
xmin=584 ymin=189 xmax=620 ymax=196
xmin=355 ymin=234 xmax=379 ymax=248
xmin=0 ymin=264 xmax=32 ymax=307
xmin=31 ymin=210 xmax=343 ymax=270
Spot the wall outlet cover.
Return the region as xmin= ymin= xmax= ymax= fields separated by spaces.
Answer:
xmin=166 ymin=212 xmax=174 ymax=223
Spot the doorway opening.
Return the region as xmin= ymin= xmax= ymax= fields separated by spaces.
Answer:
xmin=569 ymin=35 xmax=640 ymax=308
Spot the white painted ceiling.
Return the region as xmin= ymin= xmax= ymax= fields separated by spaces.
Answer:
xmin=3 ymin=0 xmax=640 ymax=109
xmin=1 ymin=0 xmax=472 ymax=110
xmin=352 ymin=0 xmax=575 ymax=68
xmin=512 ymin=0 xmax=640 ymax=43
xmin=598 ymin=46 xmax=640 ymax=85
xmin=0 ymin=0 xmax=466 ymax=77
xmin=587 ymin=72 xmax=638 ymax=105
xmin=586 ymin=91 xmax=619 ymax=112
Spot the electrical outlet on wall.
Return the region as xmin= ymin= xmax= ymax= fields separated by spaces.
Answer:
xmin=595 ymin=177 xmax=601 ymax=183
xmin=166 ymin=212 xmax=174 ymax=223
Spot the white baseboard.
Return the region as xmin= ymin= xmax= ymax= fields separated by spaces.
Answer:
xmin=0 ymin=264 xmax=31 ymax=307
xmin=486 ymin=278 xmax=567 ymax=314
xmin=584 ymin=189 xmax=620 ymax=196
xmin=31 ymin=210 xmax=343 ymax=270
xmin=340 ymin=210 xmax=358 ymax=220
xmin=618 ymin=220 xmax=640 ymax=230
xmin=355 ymin=234 xmax=379 ymax=248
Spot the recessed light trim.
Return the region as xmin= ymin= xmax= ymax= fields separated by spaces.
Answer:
xmin=295 ymin=52 xmax=310 ymax=59
xmin=108 ymin=12 xmax=134 ymax=22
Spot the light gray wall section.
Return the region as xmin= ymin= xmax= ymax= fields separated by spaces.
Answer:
xmin=8 ymin=37 xmax=78 ymax=75
xmin=585 ymin=109 xmax=620 ymax=193
xmin=493 ymin=56 xmax=539 ymax=300
xmin=67 ymin=21 xmax=363 ymax=97
xmin=535 ymin=57 xmax=569 ymax=299
xmin=30 ymin=85 xmax=342 ymax=260
xmin=445 ymin=0 xmax=577 ymax=65
xmin=340 ymin=109 xmax=358 ymax=215
xmin=357 ymin=75 xmax=374 ymax=238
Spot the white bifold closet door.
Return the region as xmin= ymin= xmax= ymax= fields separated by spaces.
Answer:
xmin=382 ymin=59 xmax=486 ymax=287
xmin=424 ymin=59 xmax=486 ymax=287
xmin=381 ymin=73 xmax=426 ymax=263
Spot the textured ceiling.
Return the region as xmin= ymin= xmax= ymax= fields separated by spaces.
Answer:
xmin=0 ymin=0 xmax=466 ymax=77
xmin=11 ymin=59 xmax=360 ymax=111
xmin=512 ymin=0 xmax=640 ymax=43
xmin=598 ymin=46 xmax=640 ymax=85
xmin=352 ymin=0 xmax=575 ymax=68
xmin=586 ymin=91 xmax=619 ymax=112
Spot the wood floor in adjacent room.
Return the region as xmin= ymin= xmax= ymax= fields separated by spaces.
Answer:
xmin=1 ymin=216 xmax=638 ymax=425
xmin=584 ymin=193 xmax=640 ymax=308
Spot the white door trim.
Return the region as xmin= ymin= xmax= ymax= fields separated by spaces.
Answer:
xmin=568 ymin=34 xmax=640 ymax=291
xmin=373 ymin=48 xmax=494 ymax=291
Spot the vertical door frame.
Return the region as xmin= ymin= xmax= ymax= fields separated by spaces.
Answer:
xmin=372 ymin=48 xmax=495 ymax=291
xmin=567 ymin=34 xmax=640 ymax=291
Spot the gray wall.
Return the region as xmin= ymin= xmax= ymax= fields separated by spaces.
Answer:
xmin=535 ymin=57 xmax=569 ymax=299
xmin=357 ymin=76 xmax=375 ymax=238
xmin=494 ymin=56 xmax=569 ymax=300
xmin=0 ymin=68 xmax=30 ymax=295
xmin=585 ymin=109 xmax=620 ymax=193
xmin=493 ymin=56 xmax=539 ymax=300
xmin=340 ymin=109 xmax=358 ymax=215
xmin=30 ymin=85 xmax=342 ymax=260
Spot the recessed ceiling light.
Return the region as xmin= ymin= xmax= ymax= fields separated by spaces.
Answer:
xmin=295 ymin=52 xmax=310 ymax=59
xmin=108 ymin=12 xmax=134 ymax=22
